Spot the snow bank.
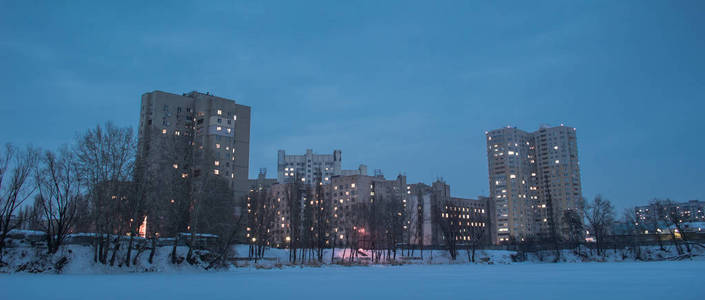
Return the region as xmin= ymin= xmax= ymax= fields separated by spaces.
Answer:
xmin=2 ymin=242 xmax=703 ymax=274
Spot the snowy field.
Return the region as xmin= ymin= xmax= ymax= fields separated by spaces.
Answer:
xmin=1 ymin=260 xmax=704 ymax=300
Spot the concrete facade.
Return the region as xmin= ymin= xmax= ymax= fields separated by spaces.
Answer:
xmin=486 ymin=124 xmax=582 ymax=243
xmin=326 ymin=174 xmax=407 ymax=245
xmin=277 ymin=149 xmax=367 ymax=185
xmin=635 ymin=200 xmax=705 ymax=226
xmin=407 ymin=181 xmax=494 ymax=247
xmin=137 ymin=90 xmax=251 ymax=215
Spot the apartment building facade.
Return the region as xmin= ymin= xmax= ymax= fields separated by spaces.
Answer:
xmin=635 ymin=200 xmax=705 ymax=227
xmin=277 ymin=149 xmax=367 ymax=185
xmin=137 ymin=90 xmax=251 ymax=222
xmin=407 ymin=181 xmax=494 ymax=246
xmin=486 ymin=124 xmax=582 ymax=243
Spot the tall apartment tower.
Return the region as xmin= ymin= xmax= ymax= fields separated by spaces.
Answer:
xmin=137 ymin=90 xmax=251 ymax=214
xmin=486 ymin=125 xmax=581 ymax=243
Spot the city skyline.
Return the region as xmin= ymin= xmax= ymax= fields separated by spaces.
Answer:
xmin=2 ymin=1 xmax=704 ymax=213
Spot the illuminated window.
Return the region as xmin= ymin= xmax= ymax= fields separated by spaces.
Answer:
xmin=214 ymin=169 xmax=220 ymax=175
xmin=217 ymin=109 xmax=222 ymax=115
xmin=214 ymin=161 xmax=220 ymax=166
xmin=233 ymin=115 xmax=237 ymax=120
xmin=172 ymin=164 xmax=178 ymax=169
xmin=510 ymin=174 xmax=516 ymax=179
xmin=217 ymin=126 xmax=222 ymax=131
xmin=174 ymin=130 xmax=180 ymax=136
xmin=162 ymin=129 xmax=167 ymax=134
xmin=216 ymin=144 xmax=221 ymax=149
xmin=555 ymin=160 xmax=560 ymax=164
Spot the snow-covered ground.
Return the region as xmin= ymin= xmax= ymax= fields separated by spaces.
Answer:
xmin=1 ymin=260 xmax=704 ymax=300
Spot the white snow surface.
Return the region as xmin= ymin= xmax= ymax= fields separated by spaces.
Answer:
xmin=1 ymin=260 xmax=704 ymax=300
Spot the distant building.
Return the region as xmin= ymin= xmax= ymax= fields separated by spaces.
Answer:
xmin=635 ymin=200 xmax=705 ymax=225
xmin=277 ymin=149 xmax=367 ymax=185
xmin=449 ymin=196 xmax=496 ymax=246
xmin=248 ymin=168 xmax=277 ymax=192
xmin=137 ymin=90 xmax=251 ymax=224
xmin=257 ymin=173 xmax=407 ymax=248
xmin=486 ymin=124 xmax=582 ymax=243
xmin=326 ymin=173 xmax=407 ymax=248
xmin=407 ymin=180 xmax=494 ymax=246
xmin=406 ymin=181 xmax=449 ymax=247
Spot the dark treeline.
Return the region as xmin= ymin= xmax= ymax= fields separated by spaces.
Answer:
xmin=509 ymin=196 xmax=705 ymax=262
xmin=1 ymin=122 xmax=239 ymax=268
xmin=2 ymin=123 xmax=704 ymax=268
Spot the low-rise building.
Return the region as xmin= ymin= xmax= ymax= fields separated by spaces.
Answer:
xmin=407 ymin=180 xmax=495 ymax=247
xmin=635 ymin=200 xmax=705 ymax=227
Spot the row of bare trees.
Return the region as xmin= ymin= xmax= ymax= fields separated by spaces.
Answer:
xmin=244 ymin=175 xmax=415 ymax=265
xmin=510 ymin=195 xmax=705 ymax=262
xmin=434 ymin=201 xmax=489 ymax=262
xmin=2 ymin=122 xmax=244 ymax=268
xmin=0 ymin=143 xmax=85 ymax=258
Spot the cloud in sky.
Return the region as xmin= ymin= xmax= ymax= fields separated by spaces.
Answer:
xmin=1 ymin=1 xmax=704 ymax=211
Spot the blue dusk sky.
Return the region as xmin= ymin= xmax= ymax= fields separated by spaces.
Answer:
xmin=1 ymin=1 xmax=703 ymax=211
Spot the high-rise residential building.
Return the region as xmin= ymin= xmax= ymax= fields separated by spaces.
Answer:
xmin=486 ymin=124 xmax=582 ymax=243
xmin=137 ymin=90 xmax=251 ymax=218
xmin=277 ymin=149 xmax=367 ymax=185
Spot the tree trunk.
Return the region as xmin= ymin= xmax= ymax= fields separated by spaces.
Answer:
xmin=171 ymin=235 xmax=179 ymax=264
xmin=109 ymin=236 xmax=121 ymax=266
xmin=148 ymin=237 xmax=157 ymax=264
xmin=125 ymin=234 xmax=134 ymax=267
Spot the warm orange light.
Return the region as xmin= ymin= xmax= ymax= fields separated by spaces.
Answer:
xmin=138 ymin=216 xmax=147 ymax=238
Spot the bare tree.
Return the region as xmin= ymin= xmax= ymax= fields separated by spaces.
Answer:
xmin=561 ymin=209 xmax=584 ymax=255
xmin=583 ymin=195 xmax=615 ymax=257
xmin=311 ymin=178 xmax=331 ymax=263
xmin=74 ymin=122 xmax=135 ymax=265
xmin=622 ymin=208 xmax=644 ymax=260
xmin=286 ymin=179 xmax=305 ymax=263
xmin=641 ymin=201 xmax=666 ymax=251
xmin=384 ymin=187 xmax=405 ymax=262
xmin=0 ymin=144 xmax=38 ymax=256
xmin=34 ymin=147 xmax=80 ymax=254
xmin=247 ymin=183 xmax=275 ymax=261
xmin=655 ymin=199 xmax=690 ymax=255
xmin=187 ymin=175 xmax=237 ymax=264
xmin=465 ymin=213 xmax=488 ymax=263
xmin=434 ymin=202 xmax=460 ymax=261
